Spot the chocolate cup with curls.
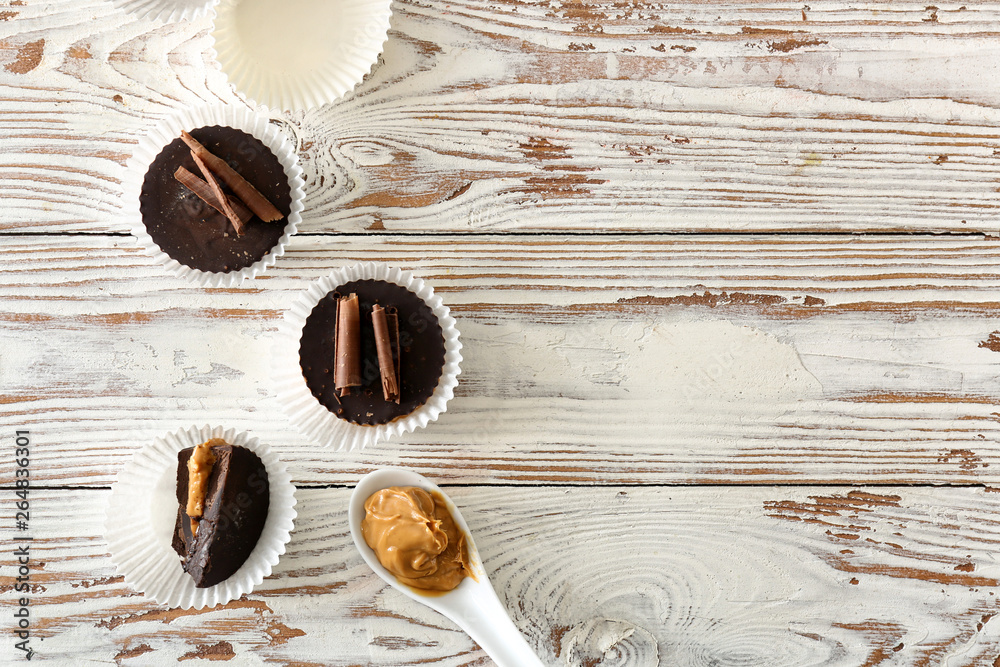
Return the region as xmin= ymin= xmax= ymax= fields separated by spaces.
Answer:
xmin=273 ymin=263 xmax=463 ymax=450
xmin=124 ymin=104 xmax=304 ymax=287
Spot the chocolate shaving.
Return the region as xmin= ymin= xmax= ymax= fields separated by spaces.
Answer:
xmin=180 ymin=130 xmax=283 ymax=223
xmin=191 ymin=151 xmax=244 ymax=236
xmin=372 ymin=304 xmax=400 ymax=403
xmin=387 ymin=307 xmax=401 ymax=395
xmin=174 ymin=166 xmax=254 ymax=228
xmin=334 ymin=293 xmax=362 ymax=397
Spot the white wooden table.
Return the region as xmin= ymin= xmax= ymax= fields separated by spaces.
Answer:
xmin=5 ymin=1 xmax=1000 ymax=664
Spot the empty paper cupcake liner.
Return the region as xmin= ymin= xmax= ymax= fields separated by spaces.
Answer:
xmin=105 ymin=425 xmax=297 ymax=609
xmin=111 ymin=0 xmax=218 ymax=23
xmin=272 ymin=263 xmax=463 ymax=450
xmin=123 ymin=104 xmax=304 ymax=287
xmin=211 ymin=0 xmax=393 ymax=110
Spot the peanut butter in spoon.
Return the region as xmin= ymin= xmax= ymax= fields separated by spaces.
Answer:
xmin=361 ymin=486 xmax=472 ymax=592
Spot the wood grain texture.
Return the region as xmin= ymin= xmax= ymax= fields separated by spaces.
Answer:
xmin=3 ymin=234 xmax=1000 ymax=486
xmin=6 ymin=1 xmax=1000 ymax=232
xmin=10 ymin=486 xmax=1000 ymax=666
xmin=5 ymin=2 xmax=1000 ymax=665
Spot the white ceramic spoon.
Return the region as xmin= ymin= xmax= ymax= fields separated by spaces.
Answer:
xmin=349 ymin=468 xmax=546 ymax=667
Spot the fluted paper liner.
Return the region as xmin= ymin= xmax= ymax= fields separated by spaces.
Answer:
xmin=111 ymin=0 xmax=217 ymax=22
xmin=105 ymin=425 xmax=297 ymax=609
xmin=211 ymin=0 xmax=393 ymax=110
xmin=273 ymin=263 xmax=463 ymax=450
xmin=123 ymin=104 xmax=304 ymax=287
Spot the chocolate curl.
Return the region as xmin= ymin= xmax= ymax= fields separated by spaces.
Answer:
xmin=190 ymin=151 xmax=244 ymax=236
xmin=174 ymin=166 xmax=254 ymax=227
xmin=180 ymin=130 xmax=283 ymax=222
xmin=334 ymin=293 xmax=362 ymax=397
xmin=387 ymin=307 xmax=400 ymax=390
xmin=372 ymin=304 xmax=400 ymax=403
xmin=385 ymin=306 xmax=403 ymax=386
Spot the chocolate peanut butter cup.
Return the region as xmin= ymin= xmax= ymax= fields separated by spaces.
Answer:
xmin=105 ymin=426 xmax=297 ymax=609
xmin=274 ymin=264 xmax=462 ymax=450
xmin=172 ymin=441 xmax=270 ymax=588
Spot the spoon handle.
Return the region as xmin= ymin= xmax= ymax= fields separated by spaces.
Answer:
xmin=455 ymin=584 xmax=546 ymax=667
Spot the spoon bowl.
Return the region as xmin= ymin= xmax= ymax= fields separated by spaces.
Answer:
xmin=349 ymin=467 xmax=545 ymax=667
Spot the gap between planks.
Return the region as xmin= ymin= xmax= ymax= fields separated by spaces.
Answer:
xmin=9 ymin=482 xmax=1000 ymax=491
xmin=1 ymin=230 xmax=999 ymax=238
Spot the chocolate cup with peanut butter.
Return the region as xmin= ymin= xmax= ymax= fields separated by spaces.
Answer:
xmin=105 ymin=425 xmax=297 ymax=609
xmin=172 ymin=440 xmax=270 ymax=588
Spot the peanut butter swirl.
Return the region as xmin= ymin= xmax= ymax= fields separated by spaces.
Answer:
xmin=185 ymin=438 xmax=222 ymax=534
xmin=362 ymin=486 xmax=472 ymax=592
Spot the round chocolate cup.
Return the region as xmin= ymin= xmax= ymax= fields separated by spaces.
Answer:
xmin=273 ymin=263 xmax=463 ymax=450
xmin=299 ymin=279 xmax=446 ymax=426
xmin=124 ymin=104 xmax=304 ymax=287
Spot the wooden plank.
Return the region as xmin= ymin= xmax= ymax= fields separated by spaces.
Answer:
xmin=4 ymin=234 xmax=1000 ymax=486
xmin=6 ymin=2 xmax=1000 ymax=232
xmin=10 ymin=486 xmax=1000 ymax=665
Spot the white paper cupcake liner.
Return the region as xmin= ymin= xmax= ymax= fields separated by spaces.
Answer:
xmin=211 ymin=0 xmax=393 ymax=110
xmin=272 ymin=263 xmax=463 ymax=450
xmin=105 ymin=425 xmax=297 ymax=609
xmin=123 ymin=104 xmax=304 ymax=287
xmin=111 ymin=0 xmax=218 ymax=23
